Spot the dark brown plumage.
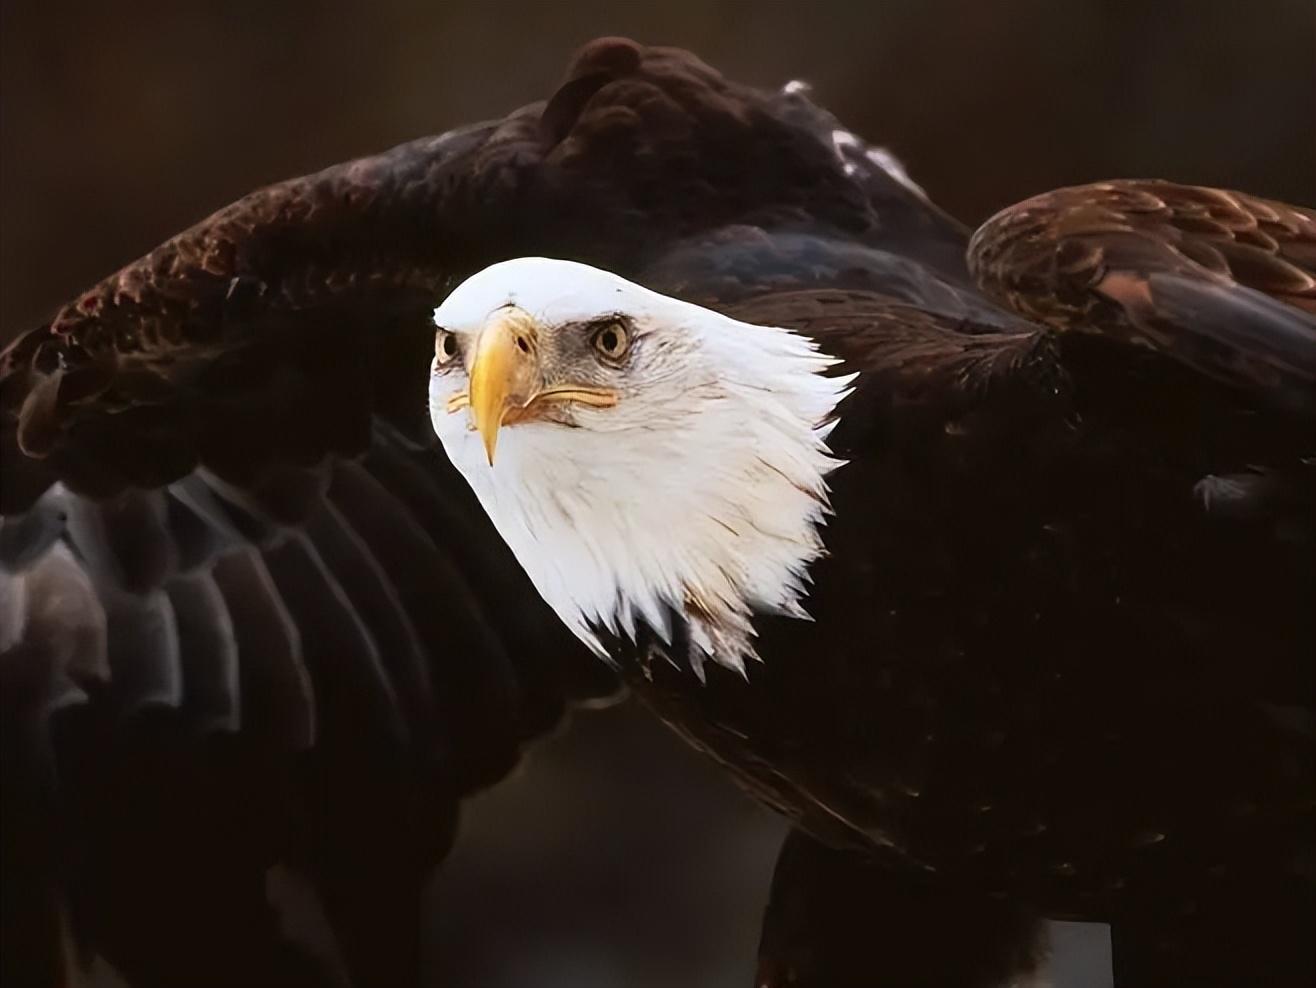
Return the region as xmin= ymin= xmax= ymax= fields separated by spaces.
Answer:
xmin=1 ymin=37 xmax=1312 ymax=988
xmin=969 ymin=180 xmax=1316 ymax=404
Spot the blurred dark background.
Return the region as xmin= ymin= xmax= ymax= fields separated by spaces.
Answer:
xmin=1 ymin=2 xmax=1311 ymax=985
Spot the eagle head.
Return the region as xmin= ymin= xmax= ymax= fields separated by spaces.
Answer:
xmin=429 ymin=257 xmax=853 ymax=677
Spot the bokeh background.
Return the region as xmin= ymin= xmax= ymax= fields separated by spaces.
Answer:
xmin=2 ymin=2 xmax=1312 ymax=985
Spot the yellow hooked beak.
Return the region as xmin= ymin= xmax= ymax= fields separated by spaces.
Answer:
xmin=445 ymin=307 xmax=619 ymax=465
xmin=467 ymin=308 xmax=538 ymax=465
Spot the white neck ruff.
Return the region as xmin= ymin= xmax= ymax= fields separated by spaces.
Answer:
xmin=431 ymin=265 xmax=854 ymax=677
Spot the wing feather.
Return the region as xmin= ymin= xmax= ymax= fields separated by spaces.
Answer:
xmin=0 ymin=483 xmax=69 ymax=571
xmin=167 ymin=572 xmax=240 ymax=735
xmin=326 ymin=452 xmax=526 ymax=785
xmin=302 ymin=498 xmax=434 ymax=738
xmin=211 ymin=549 xmax=314 ymax=752
xmin=102 ymin=589 xmax=182 ymax=714
xmin=968 ymin=179 xmax=1316 ymax=409
xmin=260 ymin=534 xmax=408 ymax=750
xmin=1 ymin=541 xmax=108 ymax=717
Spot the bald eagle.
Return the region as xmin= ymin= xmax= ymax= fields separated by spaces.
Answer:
xmin=2 ymin=37 xmax=1313 ymax=988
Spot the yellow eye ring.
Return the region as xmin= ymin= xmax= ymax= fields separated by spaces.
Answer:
xmin=435 ymin=329 xmax=460 ymax=367
xmin=591 ymin=320 xmax=630 ymax=361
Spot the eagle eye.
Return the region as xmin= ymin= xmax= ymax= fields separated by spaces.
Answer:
xmin=435 ymin=329 xmax=459 ymax=367
xmin=591 ymin=319 xmax=631 ymax=363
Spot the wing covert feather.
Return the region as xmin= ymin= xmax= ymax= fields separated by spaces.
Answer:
xmin=969 ymin=179 xmax=1316 ymax=409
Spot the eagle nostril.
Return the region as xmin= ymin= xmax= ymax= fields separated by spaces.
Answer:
xmin=516 ymin=336 xmax=530 ymax=354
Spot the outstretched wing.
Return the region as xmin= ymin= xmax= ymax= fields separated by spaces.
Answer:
xmin=0 ymin=66 xmax=586 ymax=988
xmin=0 ymin=37 xmax=968 ymax=988
xmin=967 ymin=179 xmax=1316 ymax=412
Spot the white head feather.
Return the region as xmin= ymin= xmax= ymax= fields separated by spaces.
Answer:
xmin=429 ymin=257 xmax=854 ymax=677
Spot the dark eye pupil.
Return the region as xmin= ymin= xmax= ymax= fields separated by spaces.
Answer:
xmin=600 ymin=330 xmax=618 ymax=352
xmin=442 ymin=334 xmax=456 ymax=357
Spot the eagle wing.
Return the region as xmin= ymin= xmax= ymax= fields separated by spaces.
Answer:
xmin=0 ymin=134 xmax=618 ymax=988
xmin=967 ymin=179 xmax=1316 ymax=410
xmin=0 ymin=37 xmax=955 ymax=987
